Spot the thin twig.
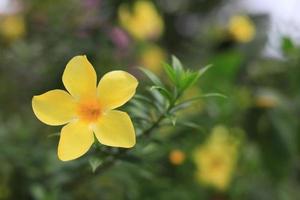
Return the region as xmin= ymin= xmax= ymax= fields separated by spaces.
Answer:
xmin=63 ymin=93 xmax=181 ymax=190
xmin=93 ymin=113 xmax=165 ymax=174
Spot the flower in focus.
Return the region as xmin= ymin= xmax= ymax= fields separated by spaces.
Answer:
xmin=32 ymin=55 xmax=138 ymax=161
xmin=118 ymin=0 xmax=164 ymax=40
xmin=193 ymin=125 xmax=240 ymax=190
xmin=0 ymin=14 xmax=25 ymax=42
xmin=228 ymin=15 xmax=255 ymax=43
xmin=169 ymin=149 xmax=185 ymax=165
xmin=138 ymin=44 xmax=166 ymax=74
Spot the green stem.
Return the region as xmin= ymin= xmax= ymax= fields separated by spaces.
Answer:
xmin=93 ymin=112 xmax=166 ymax=174
xmin=63 ymin=92 xmax=182 ymax=190
xmin=92 ymin=92 xmax=180 ymax=174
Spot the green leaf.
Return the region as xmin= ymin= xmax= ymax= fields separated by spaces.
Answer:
xmin=177 ymin=121 xmax=205 ymax=131
xmin=89 ymin=157 xmax=103 ymax=173
xmin=179 ymin=72 xmax=200 ymax=92
xmin=133 ymin=94 xmax=153 ymax=105
xmin=200 ymin=93 xmax=228 ymax=99
xmin=139 ymin=68 xmax=162 ymax=86
xmin=170 ymin=101 xmax=194 ymax=113
xmin=170 ymin=93 xmax=227 ymax=113
xmin=132 ymin=94 xmax=162 ymax=112
xmin=150 ymin=86 xmax=173 ymax=102
xmin=166 ymin=114 xmax=177 ymax=126
xmin=208 ymin=51 xmax=242 ymax=82
xmin=198 ymin=64 xmax=213 ymax=77
xmin=128 ymin=107 xmax=150 ymax=120
xmin=47 ymin=132 xmax=60 ymax=138
xmin=148 ymin=88 xmax=166 ymax=112
xmin=172 ymin=55 xmax=183 ymax=73
xmin=162 ymin=62 xmax=176 ymax=83
xmin=281 ymin=36 xmax=295 ymax=54
xmin=171 ymin=55 xmax=185 ymax=86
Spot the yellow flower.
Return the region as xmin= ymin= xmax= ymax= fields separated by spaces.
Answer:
xmin=169 ymin=149 xmax=185 ymax=165
xmin=32 ymin=55 xmax=138 ymax=161
xmin=255 ymin=93 xmax=279 ymax=108
xmin=194 ymin=125 xmax=240 ymax=190
xmin=228 ymin=15 xmax=255 ymax=43
xmin=139 ymin=44 xmax=166 ymax=74
xmin=118 ymin=1 xmax=164 ymax=40
xmin=0 ymin=15 xmax=25 ymax=41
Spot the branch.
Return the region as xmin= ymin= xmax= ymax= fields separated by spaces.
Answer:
xmin=62 ymin=111 xmax=167 ymax=191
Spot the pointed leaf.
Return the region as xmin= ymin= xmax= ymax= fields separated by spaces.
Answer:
xmin=89 ymin=157 xmax=103 ymax=173
xmin=140 ymin=68 xmax=162 ymax=86
xmin=178 ymin=121 xmax=205 ymax=131
xmin=201 ymin=93 xmax=228 ymax=98
xmin=170 ymin=93 xmax=227 ymax=113
xmin=162 ymin=62 xmax=176 ymax=83
xmin=198 ymin=64 xmax=213 ymax=77
xmin=169 ymin=115 xmax=177 ymax=126
xmin=47 ymin=132 xmax=60 ymax=138
xmin=172 ymin=55 xmax=183 ymax=72
xmin=180 ymin=72 xmax=200 ymax=91
xmin=150 ymin=86 xmax=173 ymax=102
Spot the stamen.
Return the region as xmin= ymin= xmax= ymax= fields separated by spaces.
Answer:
xmin=77 ymin=99 xmax=101 ymax=123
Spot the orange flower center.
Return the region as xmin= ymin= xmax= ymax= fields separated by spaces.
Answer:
xmin=210 ymin=158 xmax=224 ymax=171
xmin=77 ymin=99 xmax=101 ymax=123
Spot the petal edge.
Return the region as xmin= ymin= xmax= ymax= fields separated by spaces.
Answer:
xmin=58 ymin=122 xmax=94 ymax=161
xmin=93 ymin=110 xmax=136 ymax=148
xmin=32 ymin=89 xmax=76 ymax=126
xmin=97 ymin=70 xmax=138 ymax=110
xmin=62 ymin=55 xmax=97 ymax=99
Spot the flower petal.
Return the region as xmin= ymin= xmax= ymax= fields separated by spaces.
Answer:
xmin=32 ymin=90 xmax=76 ymax=126
xmin=62 ymin=55 xmax=97 ymax=99
xmin=93 ymin=110 xmax=136 ymax=148
xmin=97 ymin=71 xmax=138 ymax=110
xmin=58 ymin=122 xmax=94 ymax=161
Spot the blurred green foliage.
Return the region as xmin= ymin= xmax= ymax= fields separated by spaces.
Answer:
xmin=0 ymin=0 xmax=300 ymax=200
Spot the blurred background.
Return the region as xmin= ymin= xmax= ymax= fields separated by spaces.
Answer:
xmin=0 ymin=0 xmax=300 ymax=199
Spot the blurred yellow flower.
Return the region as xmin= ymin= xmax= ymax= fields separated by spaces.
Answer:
xmin=169 ymin=149 xmax=185 ymax=165
xmin=32 ymin=55 xmax=138 ymax=161
xmin=194 ymin=125 xmax=240 ymax=190
xmin=228 ymin=15 xmax=255 ymax=43
xmin=0 ymin=15 xmax=25 ymax=41
xmin=255 ymin=93 xmax=279 ymax=108
xmin=139 ymin=44 xmax=166 ymax=74
xmin=118 ymin=1 xmax=164 ymax=40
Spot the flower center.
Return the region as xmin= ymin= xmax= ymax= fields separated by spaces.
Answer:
xmin=77 ymin=99 xmax=101 ymax=123
xmin=210 ymin=158 xmax=224 ymax=171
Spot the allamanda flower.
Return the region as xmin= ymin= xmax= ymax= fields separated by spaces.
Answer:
xmin=169 ymin=149 xmax=185 ymax=166
xmin=118 ymin=0 xmax=164 ymax=40
xmin=138 ymin=44 xmax=166 ymax=74
xmin=228 ymin=15 xmax=255 ymax=43
xmin=193 ymin=125 xmax=240 ymax=191
xmin=32 ymin=55 xmax=138 ymax=161
xmin=0 ymin=15 xmax=25 ymax=42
